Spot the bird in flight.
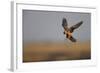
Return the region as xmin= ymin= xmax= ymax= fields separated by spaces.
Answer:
xmin=62 ymin=18 xmax=83 ymax=42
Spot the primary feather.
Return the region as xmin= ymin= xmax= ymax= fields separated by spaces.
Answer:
xmin=70 ymin=21 xmax=83 ymax=32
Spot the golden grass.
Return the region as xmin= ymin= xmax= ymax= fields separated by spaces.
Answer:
xmin=23 ymin=41 xmax=91 ymax=62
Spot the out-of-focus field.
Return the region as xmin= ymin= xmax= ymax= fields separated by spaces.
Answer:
xmin=23 ymin=41 xmax=91 ymax=62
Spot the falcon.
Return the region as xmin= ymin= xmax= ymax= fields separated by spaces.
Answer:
xmin=62 ymin=18 xmax=83 ymax=42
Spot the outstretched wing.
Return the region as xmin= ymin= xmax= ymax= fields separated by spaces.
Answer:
xmin=62 ymin=18 xmax=68 ymax=30
xmin=66 ymin=35 xmax=76 ymax=42
xmin=70 ymin=21 xmax=83 ymax=32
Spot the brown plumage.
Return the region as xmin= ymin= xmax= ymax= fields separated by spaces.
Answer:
xmin=62 ymin=18 xmax=83 ymax=42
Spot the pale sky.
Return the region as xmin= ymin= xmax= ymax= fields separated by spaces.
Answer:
xmin=23 ymin=10 xmax=91 ymax=42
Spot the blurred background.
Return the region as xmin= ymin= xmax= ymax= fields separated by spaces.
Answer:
xmin=23 ymin=10 xmax=91 ymax=62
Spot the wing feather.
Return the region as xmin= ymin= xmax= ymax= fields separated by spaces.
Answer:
xmin=70 ymin=21 xmax=83 ymax=32
xmin=66 ymin=35 xmax=76 ymax=42
xmin=62 ymin=18 xmax=68 ymax=30
xmin=69 ymin=36 xmax=76 ymax=42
